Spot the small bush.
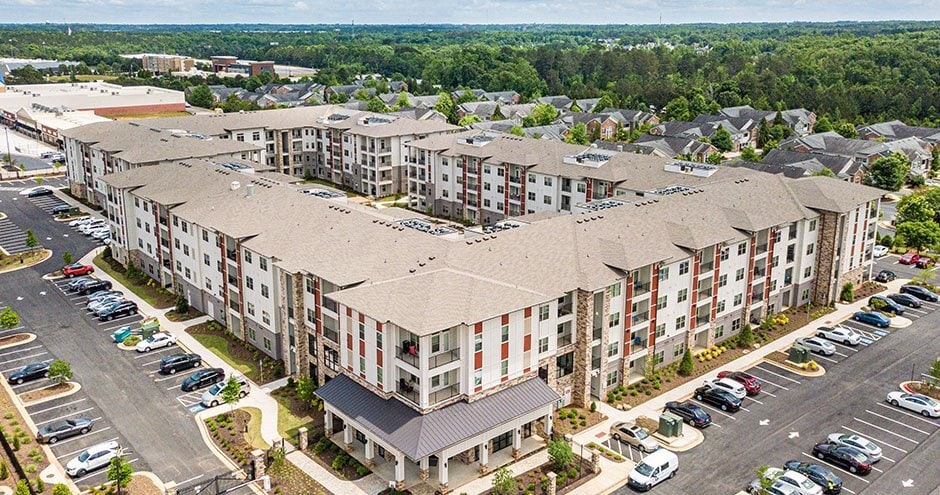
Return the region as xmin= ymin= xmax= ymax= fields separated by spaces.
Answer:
xmin=590 ymin=401 xmax=597 ymax=413
xmin=356 ymin=465 xmax=369 ymax=476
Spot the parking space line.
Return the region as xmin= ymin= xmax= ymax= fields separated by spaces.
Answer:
xmin=752 ymin=365 xmax=800 ymax=385
xmin=47 ymin=427 xmax=111 ymax=448
xmin=692 ymin=400 xmax=737 ymax=420
xmin=175 ymin=475 xmax=204 ymax=487
xmin=0 ymin=351 xmax=49 ymax=365
xmin=154 ymin=368 xmax=202 ymax=382
xmin=841 ymin=425 xmax=908 ymax=454
xmin=35 ymin=409 xmax=96 ymax=426
xmin=0 ymin=345 xmax=43 ymax=357
xmin=135 ymin=348 xmax=176 ymax=360
xmin=865 ymin=409 xmax=933 ymax=433
xmin=28 ymin=398 xmax=87 ymax=414
xmin=812 ymin=354 xmax=839 ymax=364
xmin=852 ymin=419 xmax=920 ymax=443
xmin=832 ymin=350 xmax=850 ymax=357
xmin=744 ymin=396 xmax=764 ymax=404
xmin=744 ymin=372 xmax=789 ymax=391
xmin=904 ymin=308 xmax=928 ymax=315
xmin=757 ymin=389 xmax=776 ymax=398
xmin=830 ymin=342 xmax=859 ymax=353
xmin=874 ymin=403 xmax=940 ymax=428
xmin=880 ymin=454 xmax=896 ymax=463
xmin=95 ymin=314 xmax=139 ymax=325
xmin=870 ymin=465 xmax=883 ymax=473
xmin=56 ymin=437 xmax=120 ymax=459
xmin=2 ymin=358 xmax=52 ymax=374
xmin=800 ymin=452 xmax=869 ymax=484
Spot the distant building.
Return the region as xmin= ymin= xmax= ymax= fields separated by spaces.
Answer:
xmin=140 ymin=54 xmax=195 ymax=75
xmin=211 ymin=56 xmax=275 ymax=77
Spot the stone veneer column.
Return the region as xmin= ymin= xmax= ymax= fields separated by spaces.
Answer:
xmin=546 ymin=472 xmax=557 ymax=495
xmin=251 ymin=449 xmax=266 ymax=479
xmin=811 ymin=212 xmax=840 ymax=306
xmin=298 ymin=427 xmax=309 ymax=450
xmin=572 ymin=290 xmax=593 ymax=408
xmin=418 ymin=456 xmax=429 ymax=481
xmin=365 ymin=440 xmax=376 ymax=469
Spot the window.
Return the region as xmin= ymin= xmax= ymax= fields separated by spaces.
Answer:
xmin=246 ymin=277 xmax=254 ymax=290
xmin=176 ymin=261 xmax=182 ymax=272
xmin=259 ymin=258 xmax=268 ymax=271
xmin=679 ymin=261 xmax=689 ymax=275
xmin=732 ymin=319 xmax=742 ymax=332
xmin=805 ymin=243 xmax=815 ymax=255
xmin=773 ymin=229 xmax=782 ymax=243
xmin=716 ymin=300 xmax=726 ymax=313
xmin=801 ymin=289 xmax=810 ymax=301
xmin=442 ymin=173 xmax=448 ymax=182
xmin=609 ymin=312 xmax=620 ymax=328
xmin=205 ymin=277 xmax=213 ymax=290
xmin=248 ymin=328 xmax=256 ymax=341
xmin=528 ymin=174 xmax=536 ymax=183
xmin=474 ymin=333 xmax=483 ymax=352
xmin=261 ymin=284 xmax=269 ymax=298
xmin=181 ymin=221 xmax=188 ymax=234
xmin=608 ymin=342 xmax=619 ymax=357
xmin=359 ymin=323 xmax=365 ymax=341
xmin=715 ymin=325 xmax=724 ymax=338
xmin=677 ymin=289 xmax=688 ymax=303
xmin=674 ymin=343 xmax=685 ymax=358
xmin=474 ymin=369 xmax=483 ymax=386
xmin=772 ymin=256 xmax=779 ymax=268
xmin=183 ymin=245 xmax=190 ymax=256
xmin=262 ymin=311 xmax=270 ymax=325
xmin=544 ymin=177 xmax=552 ymax=186
xmin=306 ymin=308 xmax=315 ymax=324
xmin=606 ymin=371 xmax=618 ymax=387
xmin=736 ymin=268 xmax=745 ymax=281
xmin=539 ymin=337 xmax=549 ymax=353
xmin=659 ymin=267 xmax=669 ymax=281
xmin=539 ymin=305 xmax=550 ymax=321
xmin=377 ymin=367 xmax=383 ymax=385
xmin=376 ymin=332 xmax=383 ymax=350
xmin=608 ymin=283 xmax=621 ymax=298
xmin=500 ymin=359 xmax=509 ymax=377
xmin=718 ymin=274 xmax=728 ymax=287
xmin=202 ymin=230 xmax=209 ymax=242
xmin=738 ymin=242 xmax=747 ymax=255
xmin=263 ymin=337 xmax=271 ymax=351
xmin=136 ymin=218 xmax=141 ymax=228
xmin=804 ymin=267 xmax=812 ymax=278
xmin=184 ymin=267 xmax=191 ymax=279
xmin=734 ymin=293 xmax=743 ymax=306
xmin=174 ymin=238 xmax=180 ymax=249
xmin=483 ymin=183 xmax=491 ymax=191
xmin=244 ymin=251 xmax=252 ymax=263
xmin=654 ymin=350 xmax=665 ymax=364
xmin=204 ymin=254 xmax=210 ymax=266
xmin=325 ymin=348 xmax=339 ymax=372
xmin=528 ymin=191 xmax=536 ymax=201
xmin=675 ymin=316 xmax=686 ymax=330
xmin=655 ymin=323 xmax=666 ymax=338
xmin=657 ymin=295 xmax=667 ymax=310
xmin=720 ymin=248 xmax=729 ymax=261
xmin=359 ymin=357 xmax=366 ymax=373
xmin=809 ymin=219 xmax=817 ymax=231
xmin=501 ymin=325 xmax=509 ymax=343
xmin=543 ymin=195 xmax=552 ymax=205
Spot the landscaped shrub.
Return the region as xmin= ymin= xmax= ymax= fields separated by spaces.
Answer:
xmin=678 ymin=349 xmax=694 ymax=376
xmin=840 ymin=282 xmax=855 ymax=302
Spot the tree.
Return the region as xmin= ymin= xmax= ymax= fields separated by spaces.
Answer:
xmin=352 ymin=89 xmax=372 ymax=101
xmin=25 ymin=229 xmax=38 ymax=250
xmin=868 ymin=152 xmax=911 ymax=191
xmin=366 ymin=97 xmax=389 ymax=113
xmin=738 ymin=324 xmax=755 ymax=348
xmin=564 ymin=123 xmax=590 ymax=145
xmin=456 ymin=90 xmax=478 ymax=104
xmin=678 ymin=349 xmax=695 ymax=376
xmin=710 ymin=127 xmax=733 ymax=153
xmin=0 ymin=460 xmax=7 ymax=481
xmin=896 ymin=221 xmax=940 ymax=253
xmin=48 ymin=359 xmax=72 ymax=385
xmin=221 ymin=375 xmax=243 ymax=416
xmin=491 ymin=104 xmax=505 ymax=120
xmin=812 ymin=168 xmax=837 ymax=178
xmin=35 ymin=176 xmax=43 ymax=186
xmin=896 ymin=194 xmax=935 ymax=225
xmin=522 ymin=103 xmax=559 ymax=127
xmin=755 ymin=465 xmax=775 ymax=491
xmin=644 ymin=350 xmax=660 ymax=380
xmin=433 ymin=91 xmax=457 ymax=124
xmin=107 ymin=456 xmax=134 ymax=495
xmin=491 ymin=467 xmax=516 ymax=495
xmin=0 ymin=308 xmax=19 ymax=329
xmin=509 ymin=126 xmax=524 ymax=137
xmin=295 ymin=376 xmax=321 ymax=411
xmin=175 ymin=292 xmax=190 ymax=314
xmin=62 ymin=251 xmax=73 ymax=265
xmin=187 ymin=84 xmax=213 ymax=109
xmin=814 ymin=116 xmax=833 ymax=133
xmin=393 ymin=91 xmax=411 ymax=110
xmin=706 ymin=152 xmax=723 ymax=165
xmin=547 ymin=440 xmax=573 ymax=471
xmin=740 ymin=146 xmax=760 ymax=162
xmin=834 ymin=122 xmax=858 ymax=139
xmin=592 ymin=94 xmax=614 ymax=113
xmin=663 ymin=95 xmax=690 ymax=121
xmin=457 ymin=114 xmax=482 ymax=127
xmin=840 ymin=282 xmax=855 ymax=302
xmin=328 ymin=92 xmax=349 ymax=104
xmin=926 ymin=358 xmax=940 ymax=391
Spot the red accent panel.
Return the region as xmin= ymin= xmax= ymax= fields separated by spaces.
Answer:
xmin=475 ymin=386 xmax=483 ymax=393
xmin=347 ymin=333 xmax=353 ymax=350
xmin=377 ymin=350 xmax=383 ymax=367
xmin=501 ymin=342 xmax=509 ymax=359
xmin=358 ymin=313 xmax=365 ymax=323
xmin=523 ymin=334 xmax=531 ymax=352
xmin=359 ymin=340 xmax=365 ymax=357
xmin=376 ymin=322 xmax=383 ymax=332
xmin=522 ymin=308 xmax=530 ymax=320
xmin=649 ymin=265 xmax=660 ymax=346
xmin=474 ymin=351 xmax=483 ymax=369
xmin=501 ymin=376 xmax=508 ymax=383
xmin=346 ymin=307 xmax=353 ymax=317
xmin=475 ymin=322 xmax=483 ymax=334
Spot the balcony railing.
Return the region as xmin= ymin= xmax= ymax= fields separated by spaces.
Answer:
xmin=509 ymin=176 xmax=522 ymax=184
xmin=698 ymin=287 xmax=713 ymax=298
xmin=633 ymin=282 xmax=651 ymax=296
xmin=323 ymin=327 xmax=339 ymax=344
xmin=630 ymin=337 xmax=648 ymax=350
xmin=695 ymin=315 xmax=711 ymax=327
xmin=753 ymin=268 xmax=766 ymax=278
xmin=558 ymin=333 xmax=573 ymax=347
xmin=632 ymin=311 xmax=650 ymax=325
xmin=591 ymin=357 xmax=602 ymax=370
xmin=396 ymin=344 xmax=420 ymax=368
xmin=429 ymin=383 xmax=461 ymax=404
xmin=756 ymin=244 xmax=768 ymax=255
xmin=322 ymin=298 xmax=337 ymax=314
xmin=397 ymin=381 xmax=420 ymax=405
xmin=700 ymin=261 xmax=714 ymax=272
xmin=429 ymin=348 xmax=460 ymax=369
xmin=227 ymin=274 xmax=239 ymax=287
xmin=226 ymin=250 xmax=237 ymax=262
xmin=558 ymin=303 xmax=572 ymax=317
xmin=751 ymin=292 xmax=765 ymax=302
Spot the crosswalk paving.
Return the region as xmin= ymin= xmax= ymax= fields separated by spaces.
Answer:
xmin=0 ymin=216 xmax=33 ymax=254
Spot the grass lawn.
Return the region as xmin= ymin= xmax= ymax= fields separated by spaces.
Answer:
xmin=93 ymin=253 xmax=175 ymax=308
xmin=189 ymin=332 xmax=256 ymax=376
xmin=46 ymin=74 xmax=118 ymax=82
xmin=274 ymin=393 xmax=318 ymax=442
xmin=185 ymin=322 xmax=284 ymax=384
xmin=242 ymin=407 xmax=271 ymax=450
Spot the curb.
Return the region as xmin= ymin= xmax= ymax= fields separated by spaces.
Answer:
xmin=132 ymin=471 xmax=166 ymax=493
xmin=899 ymin=381 xmax=927 ymax=394
xmin=653 ymin=427 xmax=704 ymax=452
xmin=761 ymin=357 xmax=826 ymax=378
xmin=21 ymin=381 xmax=82 ymax=407
xmin=0 ymin=249 xmax=53 ymax=274
xmin=0 ymin=333 xmax=37 ymax=350
xmin=890 ymin=316 xmax=913 ymax=328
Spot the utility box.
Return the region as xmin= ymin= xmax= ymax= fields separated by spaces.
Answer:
xmin=789 ymin=345 xmax=810 ymax=364
xmin=658 ymin=412 xmax=683 ymax=438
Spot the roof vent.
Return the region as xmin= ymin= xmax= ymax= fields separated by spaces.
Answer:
xmin=230 ymin=181 xmax=240 ymax=191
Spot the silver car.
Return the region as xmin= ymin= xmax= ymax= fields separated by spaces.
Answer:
xmin=815 ymin=326 xmax=861 ymax=346
xmin=795 ymin=337 xmax=836 ymax=356
xmin=610 ymin=421 xmax=659 ymax=453
xmin=826 ymin=433 xmax=882 ymax=462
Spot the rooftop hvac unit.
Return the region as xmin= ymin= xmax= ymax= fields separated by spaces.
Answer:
xmin=230 ymin=181 xmax=240 ymax=191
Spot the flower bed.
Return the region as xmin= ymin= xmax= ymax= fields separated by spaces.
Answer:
xmin=908 ymin=382 xmax=940 ymax=401
xmin=204 ymin=410 xmax=328 ymax=495
xmin=765 ymin=351 xmax=821 ymax=373
xmin=586 ymin=442 xmax=625 ymax=462
xmin=165 ymin=307 xmax=203 ymax=322
xmin=553 ymin=406 xmax=605 ymax=436
xmin=850 ymin=281 xmax=886 ymax=301
xmin=480 ymin=456 xmax=595 ymax=495
xmin=0 ymin=250 xmax=51 ymax=273
xmin=186 ymin=321 xmax=284 ymax=384
xmin=0 ymin=386 xmax=50 ymax=492
xmin=19 ymin=382 xmax=76 ymax=404
xmin=308 ymin=434 xmax=371 ymax=480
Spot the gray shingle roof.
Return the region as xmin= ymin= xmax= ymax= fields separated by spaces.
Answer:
xmin=315 ymin=374 xmax=559 ymax=460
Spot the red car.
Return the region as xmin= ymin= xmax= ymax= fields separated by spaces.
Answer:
xmin=899 ymin=252 xmax=921 ymax=265
xmin=915 ymin=257 xmax=934 ymax=269
xmin=716 ymin=370 xmax=762 ymax=395
xmin=63 ymin=263 xmax=94 ymax=277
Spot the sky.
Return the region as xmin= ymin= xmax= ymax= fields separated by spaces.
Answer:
xmin=0 ymin=0 xmax=939 ymax=25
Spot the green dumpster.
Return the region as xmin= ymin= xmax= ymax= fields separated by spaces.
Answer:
xmin=789 ymin=345 xmax=810 ymax=364
xmin=140 ymin=318 xmax=160 ymax=339
xmin=658 ymin=411 xmax=683 ymax=438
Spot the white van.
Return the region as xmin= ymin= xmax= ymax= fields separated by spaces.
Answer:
xmin=626 ymin=448 xmax=678 ymax=492
xmin=200 ymin=375 xmax=250 ymax=407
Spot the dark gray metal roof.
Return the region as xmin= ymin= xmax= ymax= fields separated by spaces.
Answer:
xmin=316 ymin=375 xmax=559 ymax=460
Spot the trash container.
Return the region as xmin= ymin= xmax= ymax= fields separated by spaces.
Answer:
xmin=140 ymin=318 xmax=160 ymax=339
xmin=658 ymin=411 xmax=683 ymax=438
xmin=112 ymin=326 xmax=133 ymax=343
xmin=789 ymin=345 xmax=810 ymax=364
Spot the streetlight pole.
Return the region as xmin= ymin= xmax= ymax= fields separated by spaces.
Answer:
xmin=3 ymin=126 xmax=11 ymax=165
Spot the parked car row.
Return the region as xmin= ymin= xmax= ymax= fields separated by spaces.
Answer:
xmin=70 ymin=278 xmax=138 ymax=320
xmin=70 ymin=217 xmax=111 ymax=243
xmin=747 ymin=461 xmax=844 ymax=495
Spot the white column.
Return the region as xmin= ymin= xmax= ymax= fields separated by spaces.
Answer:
xmin=324 ymin=410 xmax=333 ymax=432
xmin=343 ymin=424 xmax=353 ymax=452
xmin=364 ymin=439 xmax=375 ymax=468
xmin=394 ymin=452 xmax=406 ymax=490
xmin=544 ymin=411 xmax=554 ymax=436
xmin=438 ymin=455 xmax=449 ymax=493
xmin=479 ymin=442 xmax=489 ymax=474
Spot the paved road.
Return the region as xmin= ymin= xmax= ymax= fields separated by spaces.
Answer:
xmin=0 ymin=186 xmax=229 ymax=488
xmin=2 ymin=153 xmax=56 ymax=172
xmin=612 ymin=286 xmax=940 ymax=494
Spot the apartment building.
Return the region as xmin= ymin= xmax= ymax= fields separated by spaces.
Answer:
xmin=101 ymin=148 xmax=881 ymax=492
xmin=140 ymin=54 xmax=195 ymax=74
xmin=405 ymin=130 xmax=754 ymax=225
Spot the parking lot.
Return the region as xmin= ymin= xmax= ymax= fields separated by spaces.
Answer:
xmin=0 ymin=185 xmax=229 ymax=488
xmin=612 ymin=283 xmax=940 ymax=495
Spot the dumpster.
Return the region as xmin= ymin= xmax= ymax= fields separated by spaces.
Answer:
xmin=140 ymin=318 xmax=160 ymax=339
xmin=658 ymin=411 xmax=683 ymax=438
xmin=112 ymin=326 xmax=133 ymax=343
xmin=788 ymin=345 xmax=810 ymax=364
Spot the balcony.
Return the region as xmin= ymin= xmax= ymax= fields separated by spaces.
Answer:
xmin=630 ymin=336 xmax=648 ymax=350
xmin=158 ymin=216 xmax=167 ymax=227
xmin=753 ymin=267 xmax=766 ymax=278
xmin=509 ymin=176 xmax=522 ymax=184
xmin=756 ymin=244 xmax=768 ymax=255
xmin=557 ymin=303 xmax=572 ymax=317
xmin=751 ymin=291 xmax=765 ymax=302
xmin=396 ymin=344 xmax=420 ymax=368
xmin=226 ymin=250 xmax=237 ymax=262
xmin=700 ymin=261 xmax=714 ymax=272
xmin=322 ymin=298 xmax=337 ymax=314
xmin=591 ymin=357 xmax=602 ymax=370
xmin=558 ymin=332 xmax=573 ymax=347
xmin=323 ymin=326 xmax=339 ymax=344
xmin=227 ymin=274 xmax=239 ymax=287
xmin=430 ymin=383 xmax=461 ymax=404
xmin=429 ymin=348 xmax=460 ymax=369
xmin=397 ymin=380 xmax=420 ymax=405
xmin=695 ymin=315 xmax=711 ymax=327
xmin=631 ymin=311 xmax=650 ymax=325
xmin=698 ymin=286 xmax=713 ymax=298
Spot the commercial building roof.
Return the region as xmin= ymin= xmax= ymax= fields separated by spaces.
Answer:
xmin=0 ymin=82 xmax=183 ymax=115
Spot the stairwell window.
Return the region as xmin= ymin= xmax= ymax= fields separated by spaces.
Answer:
xmin=474 ymin=333 xmax=483 ymax=352
xmin=539 ymin=305 xmax=550 ymax=321
xmin=679 ymin=261 xmax=689 ymax=275
xmin=675 ymin=316 xmax=686 ymax=330
xmin=500 ymin=359 xmax=509 ymax=377
xmin=501 ymin=326 xmax=510 ymax=343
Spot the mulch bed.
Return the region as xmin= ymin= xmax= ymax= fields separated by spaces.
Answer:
xmin=849 ymin=281 xmax=887 ymax=302
xmin=0 ymin=334 xmax=31 ymax=348
xmin=0 ymin=378 xmax=50 ymax=491
xmin=205 ymin=411 xmax=329 ymax=495
xmin=19 ymin=382 xmax=75 ymax=404
xmin=166 ymin=307 xmax=203 ymax=322
xmin=553 ymin=407 xmax=606 ymax=437
xmin=764 ymin=351 xmax=819 ymax=373
xmin=480 ymin=456 xmax=595 ymax=495
xmin=910 ymin=382 xmax=940 ymax=401
xmin=308 ymin=433 xmax=371 ymax=480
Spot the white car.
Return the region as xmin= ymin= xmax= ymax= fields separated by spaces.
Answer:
xmin=85 ymin=226 xmax=109 ymax=237
xmin=201 ymin=375 xmax=250 ymax=407
xmin=886 ymin=392 xmax=940 ymax=417
xmin=68 ymin=216 xmax=91 ymax=227
xmin=776 ymin=470 xmax=823 ymax=495
xmin=65 ymin=440 xmax=120 ymax=477
xmin=815 ymin=326 xmax=861 ymax=346
xmin=91 ymin=229 xmax=111 ymax=240
xmin=136 ymin=332 xmax=177 ymax=353
xmin=826 ymin=433 xmax=882 ymax=462
xmin=795 ymin=337 xmax=836 ymax=356
xmin=80 ymin=220 xmax=107 ymax=234
xmin=703 ymin=377 xmax=746 ymax=399
xmin=872 ymin=245 xmax=889 ymax=258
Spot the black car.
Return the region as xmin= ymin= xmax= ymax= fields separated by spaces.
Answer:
xmin=784 ymin=460 xmax=843 ymax=495
xmin=874 ymin=270 xmax=896 ymax=283
xmin=900 ymin=285 xmax=939 ymax=302
xmin=8 ymin=362 xmax=50 ymax=385
xmin=160 ymin=353 xmax=202 ymax=375
xmin=811 ymin=442 xmax=872 ymax=475
xmin=868 ymin=295 xmax=904 ymax=316
xmin=65 ymin=277 xmax=92 ymax=292
xmin=693 ymin=386 xmax=742 ymax=412
xmin=98 ymin=300 xmax=138 ymax=321
xmin=27 ymin=188 xmax=53 ymax=198
xmin=181 ymin=368 xmax=225 ymax=391
xmin=886 ymin=293 xmax=923 ymax=308
xmin=77 ymin=279 xmax=112 ymax=296
xmin=37 ymin=418 xmax=94 ymax=444
xmin=51 ymin=204 xmax=72 ymax=215
xmin=664 ymin=401 xmax=712 ymax=428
